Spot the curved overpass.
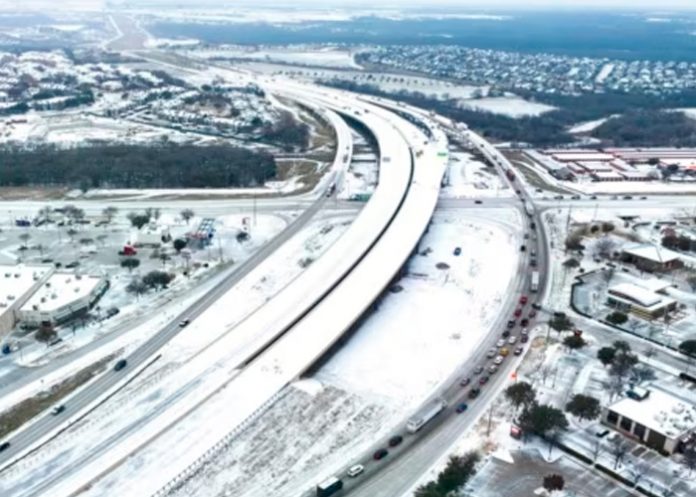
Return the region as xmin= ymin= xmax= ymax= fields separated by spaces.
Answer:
xmin=0 ymin=79 xmax=447 ymax=497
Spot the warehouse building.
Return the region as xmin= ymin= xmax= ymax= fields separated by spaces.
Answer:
xmin=602 ymin=388 xmax=696 ymax=455
xmin=620 ymin=243 xmax=682 ymax=272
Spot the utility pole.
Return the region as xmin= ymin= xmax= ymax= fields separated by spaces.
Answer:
xmin=486 ymin=405 xmax=494 ymax=437
xmin=252 ymin=194 xmax=257 ymax=227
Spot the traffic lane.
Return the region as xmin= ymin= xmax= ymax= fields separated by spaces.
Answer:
xmin=0 ymin=194 xmax=332 ymax=466
xmin=331 ymin=210 xmax=535 ymax=495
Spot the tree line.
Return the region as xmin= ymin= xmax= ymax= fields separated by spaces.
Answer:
xmin=320 ymin=79 xmax=696 ymax=147
xmin=0 ymin=143 xmax=277 ymax=190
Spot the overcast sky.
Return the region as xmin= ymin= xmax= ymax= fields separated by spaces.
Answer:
xmin=218 ymin=0 xmax=696 ymax=8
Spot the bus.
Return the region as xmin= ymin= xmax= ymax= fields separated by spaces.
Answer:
xmin=317 ymin=476 xmax=343 ymax=497
xmin=530 ymin=271 xmax=540 ymax=293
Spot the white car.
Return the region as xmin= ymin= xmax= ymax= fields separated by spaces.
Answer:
xmin=494 ymin=355 xmax=504 ymax=365
xmin=508 ymin=336 xmax=518 ymax=345
xmin=496 ymin=339 xmax=506 ymax=348
xmin=347 ymin=464 xmax=364 ymax=477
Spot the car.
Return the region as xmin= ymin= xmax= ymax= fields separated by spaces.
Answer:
xmin=554 ymin=195 xmax=564 ymax=200
xmin=473 ymin=366 xmax=484 ymax=375
xmin=519 ymin=295 xmax=528 ymax=305
xmin=65 ymin=261 xmax=80 ymax=269
xmin=623 ymin=195 xmax=633 ymax=200
xmin=523 ymin=233 xmax=529 ymax=239
xmin=520 ymin=245 xmax=526 ymax=252
xmin=388 ymin=435 xmax=403 ymax=447
xmin=590 ymin=195 xmax=598 ymax=200
xmin=530 ymin=259 xmax=538 ymax=267
xmin=106 ymin=307 xmax=120 ymax=318
xmin=487 ymin=348 xmax=497 ymax=358
xmin=514 ymin=308 xmax=522 ymax=317
xmin=520 ymin=335 xmax=529 ymax=343
xmin=373 ymin=448 xmax=389 ymax=460
xmin=514 ymin=346 xmax=524 ymax=356
xmin=453 ymin=247 xmax=462 ymax=256
xmin=571 ymin=195 xmax=581 ymax=200
xmin=468 ymin=387 xmax=481 ymax=399
xmin=611 ymin=195 xmax=619 ymax=200
xmin=479 ymin=375 xmax=490 ymax=385
xmin=501 ymin=330 xmax=510 ymax=338
xmin=456 ymin=403 xmax=469 ymax=413
xmin=530 ymin=222 xmax=536 ymax=230
xmin=494 ymin=355 xmax=504 ymax=365
xmin=489 ymin=365 xmax=499 ymax=374
xmin=595 ymin=429 xmax=610 ymax=438
xmin=347 ymin=464 xmax=364 ymax=478
xmin=520 ymin=329 xmax=529 ymax=337
xmin=507 ymin=320 xmax=516 ymax=328
xmin=474 ymin=200 xmax=483 ymax=205
xmin=51 ymin=405 xmax=66 ymax=416
xmin=0 ymin=441 xmax=10 ymax=452
xmin=530 ymin=250 xmax=537 ymax=257
xmin=179 ymin=319 xmax=190 ymax=327
xmin=531 ymin=302 xmax=542 ymax=310
xmin=520 ymin=318 xmax=529 ymax=327
xmin=496 ymin=339 xmax=506 ymax=348
xmin=114 ymin=359 xmax=128 ymax=372
xmin=640 ymin=196 xmax=648 ymax=200
xmin=460 ymin=378 xmax=471 ymax=387
xmin=528 ymin=310 xmax=537 ymax=318
xmin=508 ymin=336 xmax=517 ymax=345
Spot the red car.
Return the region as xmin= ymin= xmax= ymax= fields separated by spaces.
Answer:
xmin=519 ymin=295 xmax=528 ymax=305
xmin=514 ymin=308 xmax=522 ymax=317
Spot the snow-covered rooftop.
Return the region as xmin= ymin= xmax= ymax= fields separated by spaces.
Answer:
xmin=0 ymin=264 xmax=52 ymax=314
xmin=608 ymin=282 xmax=668 ymax=308
xmin=20 ymin=273 xmax=103 ymax=313
xmin=622 ymin=243 xmax=681 ymax=263
xmin=609 ymin=388 xmax=696 ymax=439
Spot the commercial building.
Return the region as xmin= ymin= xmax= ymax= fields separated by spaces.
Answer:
xmin=607 ymin=282 xmax=677 ymax=319
xmin=18 ymin=272 xmax=108 ymax=327
xmin=620 ymin=243 xmax=682 ymax=272
xmin=0 ymin=264 xmax=53 ymax=337
xmin=602 ymin=388 xmax=696 ymax=455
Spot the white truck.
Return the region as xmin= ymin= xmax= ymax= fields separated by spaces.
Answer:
xmin=406 ymin=399 xmax=447 ymax=433
xmin=530 ymin=271 xmax=540 ymax=293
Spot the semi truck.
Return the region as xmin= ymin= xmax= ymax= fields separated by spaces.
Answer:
xmin=316 ymin=476 xmax=343 ymax=497
xmin=530 ymin=271 xmax=540 ymax=293
xmin=406 ymin=399 xmax=447 ymax=433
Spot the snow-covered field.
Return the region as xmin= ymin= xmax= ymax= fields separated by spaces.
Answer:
xmin=459 ymin=97 xmax=556 ymax=118
xmin=442 ymin=151 xmax=513 ymax=198
xmin=193 ymin=47 xmax=362 ymax=69
xmin=568 ymin=116 xmax=616 ymax=134
xmin=91 ymin=209 xmax=521 ymax=497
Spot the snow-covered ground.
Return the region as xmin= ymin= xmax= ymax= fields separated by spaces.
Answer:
xmin=191 ymin=46 xmax=362 ymax=69
xmin=459 ymin=97 xmax=556 ymax=118
xmin=568 ymin=116 xmax=616 ymax=134
xmin=0 ymin=211 xmax=356 ymax=497
xmin=442 ymin=151 xmax=513 ymax=198
xmin=86 ymin=209 xmax=521 ymax=497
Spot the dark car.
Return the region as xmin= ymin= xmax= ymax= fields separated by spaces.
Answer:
xmin=456 ymin=403 xmax=469 ymax=413
xmin=528 ymin=310 xmax=537 ymax=318
xmin=373 ymin=448 xmax=389 ymax=460
xmin=106 ymin=307 xmax=120 ymax=318
xmin=514 ymin=346 xmax=524 ymax=356
xmin=590 ymin=195 xmax=598 ymax=200
xmin=460 ymin=378 xmax=471 ymax=387
xmin=520 ymin=318 xmax=529 ymax=327
xmin=507 ymin=320 xmax=516 ymax=328
xmin=51 ymin=405 xmax=66 ymax=416
xmin=520 ymin=245 xmax=526 ymax=252
xmin=388 ymin=435 xmax=403 ymax=447
xmin=623 ymin=195 xmax=633 ymax=200
xmin=514 ymin=308 xmax=522 ymax=317
xmin=520 ymin=335 xmax=529 ymax=343
xmin=531 ymin=302 xmax=542 ymax=310
xmin=468 ymin=387 xmax=481 ymax=399
xmin=114 ymin=359 xmax=128 ymax=372
xmin=479 ymin=375 xmax=489 ymax=385
xmin=473 ymin=366 xmax=484 ymax=375
xmin=0 ymin=441 xmax=10 ymax=452
xmin=454 ymin=247 xmax=462 ymax=256
xmin=65 ymin=261 xmax=80 ymax=269
xmin=474 ymin=200 xmax=483 ymax=204
xmin=501 ymin=330 xmax=510 ymax=338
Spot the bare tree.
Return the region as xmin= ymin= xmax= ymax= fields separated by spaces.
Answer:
xmin=595 ymin=237 xmax=617 ymax=259
xmin=102 ymin=206 xmax=118 ymax=223
xmin=180 ymin=208 xmax=195 ymax=224
xmin=609 ymin=436 xmax=630 ymax=470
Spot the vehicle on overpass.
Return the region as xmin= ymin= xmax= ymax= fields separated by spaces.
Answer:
xmin=406 ymin=399 xmax=447 ymax=433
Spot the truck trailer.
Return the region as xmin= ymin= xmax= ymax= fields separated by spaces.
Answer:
xmin=406 ymin=399 xmax=447 ymax=433
xmin=530 ymin=271 xmax=540 ymax=293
